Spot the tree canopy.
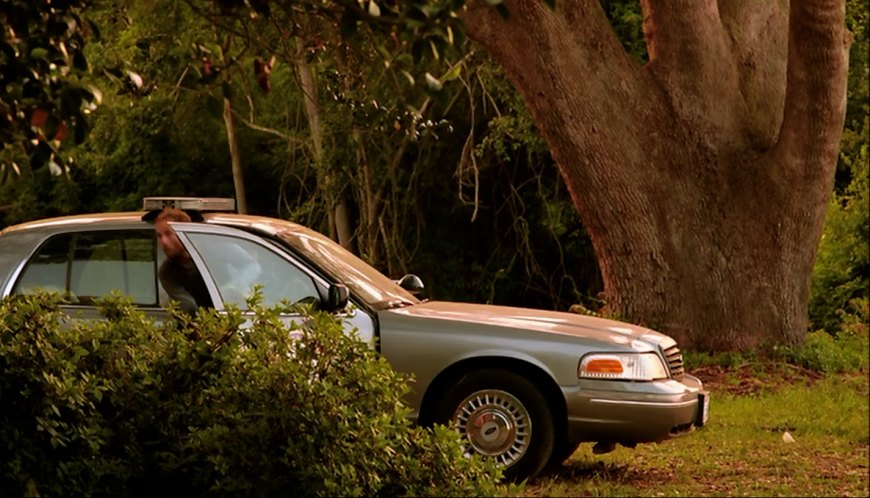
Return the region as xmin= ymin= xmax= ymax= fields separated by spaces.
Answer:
xmin=1 ymin=0 xmax=866 ymax=351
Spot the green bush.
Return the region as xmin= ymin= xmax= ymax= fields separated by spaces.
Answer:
xmin=776 ymin=298 xmax=869 ymax=373
xmin=0 ymin=292 xmax=513 ymax=497
xmin=683 ymin=350 xmax=750 ymax=370
xmin=809 ymin=127 xmax=869 ymax=333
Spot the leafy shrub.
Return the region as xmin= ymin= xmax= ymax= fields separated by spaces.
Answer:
xmin=0 ymin=292 xmax=513 ymax=497
xmin=809 ymin=128 xmax=869 ymax=333
xmin=683 ymin=350 xmax=751 ymax=370
xmin=776 ymin=298 xmax=869 ymax=373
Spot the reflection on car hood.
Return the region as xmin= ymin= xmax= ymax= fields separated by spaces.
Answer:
xmin=385 ymin=301 xmax=671 ymax=346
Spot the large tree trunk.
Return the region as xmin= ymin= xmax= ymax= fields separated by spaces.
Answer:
xmin=463 ymin=0 xmax=849 ymax=351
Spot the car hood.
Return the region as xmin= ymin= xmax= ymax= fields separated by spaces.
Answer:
xmin=383 ymin=300 xmax=674 ymax=348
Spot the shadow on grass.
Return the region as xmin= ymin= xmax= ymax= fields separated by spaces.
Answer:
xmin=538 ymin=458 xmax=631 ymax=482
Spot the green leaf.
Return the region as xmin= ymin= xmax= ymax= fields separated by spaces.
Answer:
xmin=85 ymin=19 xmax=101 ymax=41
xmin=400 ymin=70 xmax=415 ymax=86
xmin=441 ymin=64 xmax=462 ymax=82
xmin=424 ymin=72 xmax=443 ymax=91
xmin=368 ymin=1 xmax=381 ymax=17
xmin=408 ymin=6 xmax=429 ymax=22
xmin=30 ymin=47 xmax=49 ymax=60
xmin=429 ymin=40 xmax=440 ymax=61
xmin=127 ymin=71 xmax=143 ymax=89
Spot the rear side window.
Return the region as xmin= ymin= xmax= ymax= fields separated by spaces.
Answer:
xmin=15 ymin=230 xmax=159 ymax=306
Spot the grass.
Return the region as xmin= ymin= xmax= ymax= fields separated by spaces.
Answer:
xmin=524 ymin=367 xmax=869 ymax=497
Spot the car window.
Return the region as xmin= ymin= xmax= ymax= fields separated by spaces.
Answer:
xmin=186 ymin=232 xmax=319 ymax=309
xmin=15 ymin=230 xmax=159 ymax=306
xmin=15 ymin=234 xmax=71 ymax=294
xmin=276 ymin=227 xmax=419 ymax=309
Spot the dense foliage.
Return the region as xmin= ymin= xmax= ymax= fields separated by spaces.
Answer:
xmin=0 ymin=0 xmax=867 ymax=343
xmin=810 ymin=138 xmax=869 ymax=333
xmin=0 ymin=0 xmax=101 ymax=173
xmin=0 ymin=292 xmax=513 ymax=497
xmin=808 ymin=0 xmax=869 ymax=335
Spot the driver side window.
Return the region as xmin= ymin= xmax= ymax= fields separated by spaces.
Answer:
xmin=186 ymin=233 xmax=318 ymax=308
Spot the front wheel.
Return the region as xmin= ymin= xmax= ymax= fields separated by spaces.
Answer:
xmin=547 ymin=441 xmax=581 ymax=468
xmin=434 ymin=369 xmax=555 ymax=481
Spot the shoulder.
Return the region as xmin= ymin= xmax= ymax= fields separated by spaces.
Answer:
xmin=159 ymin=258 xmax=178 ymax=278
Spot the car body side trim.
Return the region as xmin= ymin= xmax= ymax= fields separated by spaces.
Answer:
xmin=588 ymin=398 xmax=697 ymax=408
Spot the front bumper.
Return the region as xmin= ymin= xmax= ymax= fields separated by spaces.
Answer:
xmin=563 ymin=373 xmax=707 ymax=445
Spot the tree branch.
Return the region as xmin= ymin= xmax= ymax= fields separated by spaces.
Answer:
xmin=716 ymin=1 xmax=789 ymax=149
xmin=639 ymin=0 xmax=741 ymax=138
xmin=774 ymin=0 xmax=850 ymax=175
xmin=640 ymin=0 xmax=730 ymax=68
xmin=461 ymin=0 xmax=654 ymax=150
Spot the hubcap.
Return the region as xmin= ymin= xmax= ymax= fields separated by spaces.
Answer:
xmin=452 ymin=389 xmax=531 ymax=467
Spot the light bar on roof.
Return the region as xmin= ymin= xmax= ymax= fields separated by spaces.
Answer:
xmin=142 ymin=197 xmax=236 ymax=212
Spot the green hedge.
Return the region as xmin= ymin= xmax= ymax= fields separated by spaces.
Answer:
xmin=810 ymin=129 xmax=869 ymax=334
xmin=0 ymin=293 xmax=514 ymax=497
xmin=778 ymin=298 xmax=869 ymax=373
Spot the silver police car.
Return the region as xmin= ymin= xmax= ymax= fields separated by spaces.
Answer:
xmin=0 ymin=197 xmax=708 ymax=480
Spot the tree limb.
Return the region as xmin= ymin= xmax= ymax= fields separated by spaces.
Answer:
xmin=774 ymin=0 xmax=850 ymax=177
xmin=716 ymin=1 xmax=789 ymax=149
xmin=640 ymin=0 xmax=731 ymax=69
xmin=639 ymin=0 xmax=741 ymax=141
xmin=461 ymin=0 xmax=655 ymax=155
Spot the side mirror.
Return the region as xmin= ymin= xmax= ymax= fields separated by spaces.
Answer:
xmin=397 ymin=274 xmax=424 ymax=297
xmin=322 ymin=283 xmax=349 ymax=312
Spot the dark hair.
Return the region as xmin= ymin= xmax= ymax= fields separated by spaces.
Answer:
xmin=155 ymin=208 xmax=192 ymax=224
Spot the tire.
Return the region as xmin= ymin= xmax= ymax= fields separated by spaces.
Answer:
xmin=434 ymin=369 xmax=555 ymax=481
xmin=547 ymin=441 xmax=581 ymax=468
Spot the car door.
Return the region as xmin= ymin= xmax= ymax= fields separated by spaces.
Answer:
xmin=172 ymin=223 xmax=376 ymax=347
xmin=10 ymin=228 xmax=171 ymax=322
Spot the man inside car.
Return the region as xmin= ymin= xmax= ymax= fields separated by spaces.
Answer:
xmin=154 ymin=208 xmax=212 ymax=314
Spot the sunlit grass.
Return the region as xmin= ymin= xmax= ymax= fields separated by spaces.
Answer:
xmin=526 ymin=374 xmax=869 ymax=497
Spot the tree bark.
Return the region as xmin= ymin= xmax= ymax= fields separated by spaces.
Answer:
xmin=295 ymin=38 xmax=355 ymax=250
xmin=462 ymin=0 xmax=849 ymax=351
xmin=223 ymin=97 xmax=247 ymax=214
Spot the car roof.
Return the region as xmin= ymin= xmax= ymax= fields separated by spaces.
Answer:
xmin=1 ymin=212 xmax=145 ymax=235
xmin=0 ymin=211 xmax=327 ymax=299
xmin=0 ymin=211 xmax=307 ymax=237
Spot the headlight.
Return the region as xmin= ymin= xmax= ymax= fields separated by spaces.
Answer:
xmin=578 ymin=353 xmax=669 ymax=381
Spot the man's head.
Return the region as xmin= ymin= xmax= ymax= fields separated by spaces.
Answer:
xmin=155 ymin=208 xmax=191 ymax=260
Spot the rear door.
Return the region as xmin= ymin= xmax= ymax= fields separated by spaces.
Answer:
xmin=11 ymin=228 xmax=170 ymax=321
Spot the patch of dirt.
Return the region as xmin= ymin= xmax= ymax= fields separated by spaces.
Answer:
xmin=688 ymin=362 xmax=827 ymax=395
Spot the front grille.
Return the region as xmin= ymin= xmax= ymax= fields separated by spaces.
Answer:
xmin=664 ymin=345 xmax=684 ymax=380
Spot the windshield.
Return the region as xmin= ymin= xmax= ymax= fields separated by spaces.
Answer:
xmin=276 ymin=226 xmax=419 ymax=310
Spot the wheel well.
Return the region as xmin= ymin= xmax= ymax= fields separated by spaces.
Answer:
xmin=417 ymin=357 xmax=568 ymax=443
